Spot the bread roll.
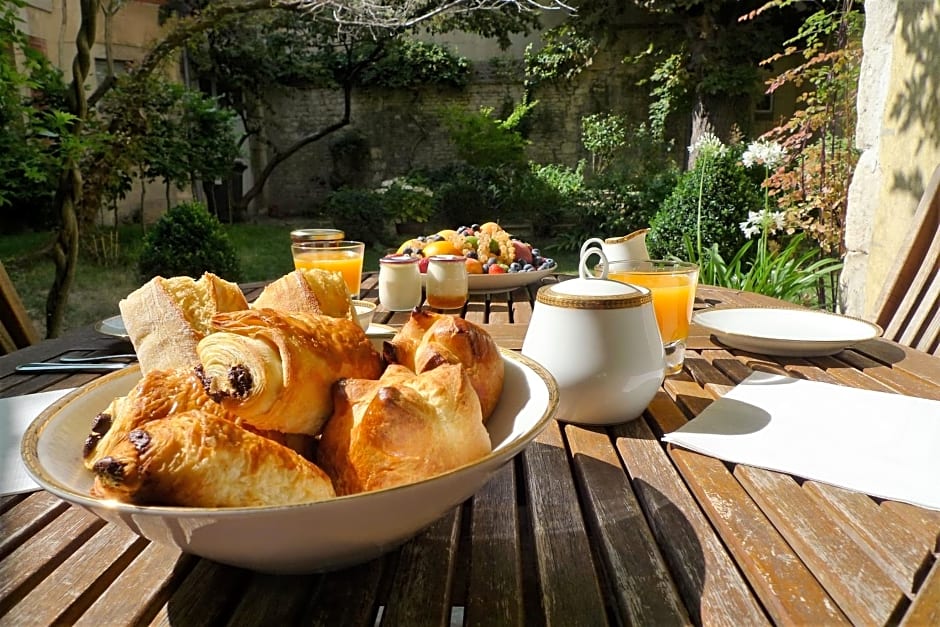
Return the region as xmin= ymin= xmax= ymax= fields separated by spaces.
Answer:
xmin=90 ymin=410 xmax=336 ymax=506
xmin=318 ymin=363 xmax=492 ymax=495
xmin=196 ymin=309 xmax=383 ymax=436
xmin=383 ymin=309 xmax=504 ymax=420
xmin=119 ymin=273 xmax=248 ymax=374
xmin=251 ymin=268 xmax=355 ymax=320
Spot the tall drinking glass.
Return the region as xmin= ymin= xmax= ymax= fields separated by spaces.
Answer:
xmin=603 ymin=259 xmax=699 ymax=376
xmin=291 ymin=240 xmax=365 ymax=298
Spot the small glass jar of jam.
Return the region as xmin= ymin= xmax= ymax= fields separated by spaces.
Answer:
xmin=425 ymin=255 xmax=468 ymax=311
xmin=379 ymin=255 xmax=422 ymax=311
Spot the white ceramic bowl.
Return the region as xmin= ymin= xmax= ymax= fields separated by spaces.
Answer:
xmin=21 ymin=350 xmax=557 ymax=574
xmin=352 ymin=299 xmax=377 ymax=330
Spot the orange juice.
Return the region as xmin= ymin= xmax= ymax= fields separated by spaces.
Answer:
xmin=608 ymin=271 xmax=695 ymax=343
xmin=293 ymin=248 xmax=363 ymax=297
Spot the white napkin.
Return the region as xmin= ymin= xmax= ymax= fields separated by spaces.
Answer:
xmin=0 ymin=388 xmax=76 ymax=496
xmin=663 ymin=372 xmax=940 ymax=511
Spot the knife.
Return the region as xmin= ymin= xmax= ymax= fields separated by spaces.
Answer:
xmin=15 ymin=362 xmax=132 ymax=373
xmin=59 ymin=354 xmax=137 ymax=363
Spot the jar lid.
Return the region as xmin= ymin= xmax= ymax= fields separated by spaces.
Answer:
xmin=291 ymin=228 xmax=344 ymax=243
xmin=536 ymin=278 xmax=651 ymax=310
xmin=380 ymin=254 xmax=419 ymax=265
xmin=428 ymin=254 xmax=466 ymax=263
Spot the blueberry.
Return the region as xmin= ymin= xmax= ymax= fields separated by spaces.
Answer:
xmin=471 ymin=223 xmax=481 ymax=231
xmin=403 ymin=247 xmax=414 ymax=255
xmin=531 ymin=248 xmax=541 ymax=257
xmin=466 ymin=250 xmax=478 ymax=259
xmin=523 ymin=263 xmax=534 ymax=271
xmin=509 ymin=262 xmax=521 ymax=272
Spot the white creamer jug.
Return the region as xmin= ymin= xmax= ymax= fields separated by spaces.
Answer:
xmin=580 ymin=228 xmax=650 ymax=263
xmin=521 ymin=247 xmax=665 ymax=425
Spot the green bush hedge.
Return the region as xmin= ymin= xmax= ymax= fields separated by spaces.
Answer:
xmin=647 ymin=148 xmax=762 ymax=259
xmin=138 ymin=201 xmax=241 ymax=281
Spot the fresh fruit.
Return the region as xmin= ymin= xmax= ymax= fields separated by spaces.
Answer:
xmin=393 ymin=222 xmax=555 ymax=275
xmin=511 ymin=239 xmax=533 ymax=264
xmin=418 ymin=257 xmax=431 ymax=273
xmin=422 ymin=240 xmax=462 ymax=257
xmin=465 ymin=258 xmax=484 ymax=274
xmin=396 ymin=239 xmax=423 ymax=255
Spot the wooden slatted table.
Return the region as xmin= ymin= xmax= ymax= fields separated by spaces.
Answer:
xmin=2 ymin=273 xmax=939 ymax=625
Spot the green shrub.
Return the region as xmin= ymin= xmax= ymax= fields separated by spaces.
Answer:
xmin=138 ymin=201 xmax=241 ymax=281
xmin=647 ymin=147 xmax=762 ymax=259
xmin=439 ymin=101 xmax=537 ymax=168
xmin=427 ymin=163 xmax=565 ymax=233
xmin=322 ymin=187 xmax=388 ymax=246
xmin=358 ymin=40 xmax=472 ymax=88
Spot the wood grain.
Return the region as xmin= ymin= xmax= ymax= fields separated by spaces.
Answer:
xmin=520 ymin=421 xmax=609 ymax=626
xmin=736 ymin=466 xmax=906 ymax=624
xmin=566 ymin=424 xmax=690 ymax=625
xmin=465 ymin=463 xmax=525 ymax=627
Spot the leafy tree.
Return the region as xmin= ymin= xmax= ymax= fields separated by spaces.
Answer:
xmin=31 ymin=0 xmax=566 ymax=336
xmin=173 ymin=2 xmax=544 ymax=217
xmin=759 ymin=3 xmax=863 ymax=257
xmin=526 ymin=0 xmax=813 ymax=164
xmin=0 ymin=0 xmax=73 ymax=230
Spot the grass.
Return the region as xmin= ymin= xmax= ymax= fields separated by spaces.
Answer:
xmin=2 ymin=223 xmax=578 ymax=339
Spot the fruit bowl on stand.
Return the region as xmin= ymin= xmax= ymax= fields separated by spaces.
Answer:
xmin=399 ymin=222 xmax=557 ymax=294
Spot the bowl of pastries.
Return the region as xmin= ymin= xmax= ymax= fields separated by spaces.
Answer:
xmin=21 ymin=269 xmax=557 ymax=574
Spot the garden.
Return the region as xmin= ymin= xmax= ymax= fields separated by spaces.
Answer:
xmin=0 ymin=0 xmax=861 ymax=339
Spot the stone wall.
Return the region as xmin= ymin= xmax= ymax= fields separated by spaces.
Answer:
xmin=843 ymin=0 xmax=940 ymax=319
xmin=259 ymin=48 xmax=650 ymax=217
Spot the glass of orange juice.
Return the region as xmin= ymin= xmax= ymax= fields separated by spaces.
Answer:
xmin=291 ymin=240 xmax=365 ymax=298
xmin=603 ymin=259 xmax=699 ymax=376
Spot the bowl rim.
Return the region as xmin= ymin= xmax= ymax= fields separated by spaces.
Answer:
xmin=20 ymin=348 xmax=558 ymax=517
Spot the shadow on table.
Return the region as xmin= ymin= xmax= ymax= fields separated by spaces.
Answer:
xmin=572 ymin=450 xmax=705 ymax=623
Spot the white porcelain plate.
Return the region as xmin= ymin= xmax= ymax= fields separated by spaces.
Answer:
xmin=95 ymin=315 xmax=128 ymax=338
xmin=693 ymin=307 xmax=882 ymax=357
xmin=20 ymin=350 xmax=557 ymax=574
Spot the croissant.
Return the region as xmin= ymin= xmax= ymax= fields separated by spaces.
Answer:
xmin=196 ymin=309 xmax=384 ymax=436
xmin=317 ymin=363 xmax=492 ymax=496
xmin=82 ymin=368 xmax=238 ymax=470
xmin=383 ymin=310 xmax=504 ymax=420
xmin=251 ymin=268 xmax=355 ymax=320
xmin=90 ymin=410 xmax=336 ymax=506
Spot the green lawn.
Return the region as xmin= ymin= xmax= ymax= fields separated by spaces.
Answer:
xmin=2 ymin=223 xmax=577 ymax=339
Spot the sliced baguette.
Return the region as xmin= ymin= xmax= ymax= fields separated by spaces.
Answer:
xmin=251 ymin=268 xmax=354 ymax=320
xmin=119 ymin=273 xmax=248 ymax=374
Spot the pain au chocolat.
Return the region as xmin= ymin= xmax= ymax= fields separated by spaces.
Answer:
xmin=196 ymin=308 xmax=383 ymax=436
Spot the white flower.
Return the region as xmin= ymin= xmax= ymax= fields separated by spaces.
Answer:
xmin=770 ymin=210 xmax=786 ymax=231
xmin=689 ymin=132 xmax=726 ymax=158
xmin=742 ymin=140 xmax=785 ymax=168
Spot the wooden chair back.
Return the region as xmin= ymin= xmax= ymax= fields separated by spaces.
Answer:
xmin=0 ymin=261 xmax=40 ymax=355
xmin=871 ymin=165 xmax=940 ymax=355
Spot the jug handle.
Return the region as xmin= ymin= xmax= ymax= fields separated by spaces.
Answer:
xmin=579 ymin=246 xmax=609 ymax=280
xmin=579 ymin=237 xmax=605 ymax=260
